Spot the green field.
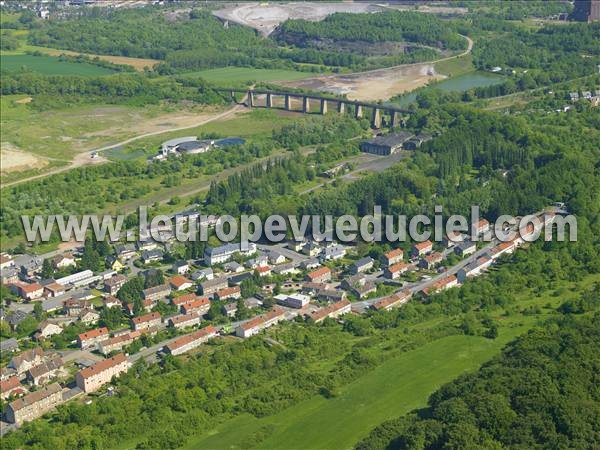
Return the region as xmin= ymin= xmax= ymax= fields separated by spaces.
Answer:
xmin=181 ymin=67 xmax=317 ymax=84
xmin=1 ymin=54 xmax=115 ymax=76
xmin=177 ymin=273 xmax=600 ymax=450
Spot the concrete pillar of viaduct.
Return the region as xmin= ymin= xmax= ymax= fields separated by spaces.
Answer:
xmin=302 ymin=96 xmax=310 ymax=113
xmin=337 ymin=102 xmax=345 ymax=114
xmin=320 ymin=99 xmax=328 ymax=114
xmin=390 ymin=111 xmax=399 ymax=128
xmin=266 ymin=93 xmax=273 ymax=108
xmin=371 ymin=108 xmax=381 ymax=129
xmin=248 ymin=91 xmax=254 ymax=108
xmin=285 ymin=94 xmax=292 ymax=110
xmin=355 ymin=105 xmax=363 ymax=119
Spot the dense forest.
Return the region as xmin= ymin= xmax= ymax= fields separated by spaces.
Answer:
xmin=25 ymin=8 xmax=463 ymax=72
xmin=356 ymin=310 xmax=600 ymax=449
xmin=278 ymin=11 xmax=466 ymax=50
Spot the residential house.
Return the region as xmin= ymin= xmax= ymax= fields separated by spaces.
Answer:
xmin=181 ymin=297 xmax=211 ymax=316
xmin=55 ymin=270 xmax=96 ymax=288
xmin=114 ymin=244 xmax=137 ymax=260
xmin=320 ymin=245 xmax=346 ymax=262
xmin=384 ymin=262 xmax=410 ymax=280
xmin=488 ymin=241 xmax=516 ymax=260
xmin=172 ymin=293 xmax=201 ymax=307
xmin=6 ymin=311 xmax=29 ymax=331
xmin=275 ymin=293 xmax=310 ymax=309
xmin=102 ymin=295 xmax=122 ymax=309
xmin=221 ymin=302 xmax=238 ymax=318
xmin=9 ymin=348 xmax=45 ymax=375
xmin=316 ymin=289 xmax=347 ymax=303
xmin=455 ymin=241 xmax=477 ymax=257
xmin=164 ymin=326 xmax=218 ymax=356
xmin=474 ymin=218 xmax=490 ymax=236
xmin=412 ymin=240 xmax=433 ymax=258
xmin=10 ymin=282 xmax=44 ymax=301
xmin=308 ymin=300 xmax=351 ymax=323
xmin=26 ymin=357 xmax=63 ymax=386
xmin=0 ymin=253 xmax=15 ymax=269
xmin=52 ymin=253 xmax=76 ymax=269
xmin=34 ymin=321 xmax=63 ymax=341
xmin=1 ymin=266 xmax=19 ymax=284
xmin=168 ymin=313 xmax=201 ymax=329
xmin=228 ymin=272 xmax=253 ymax=286
xmin=423 ymin=275 xmax=459 ymax=296
xmin=106 ymin=255 xmax=125 ymax=272
xmin=267 ymin=251 xmax=286 ymax=265
xmin=287 ymin=239 xmax=307 ymax=252
xmin=0 ymin=376 xmax=24 ymax=400
xmin=98 ymin=331 xmax=141 ymax=355
xmin=457 ymin=255 xmax=493 ymax=283
xmin=255 ymin=265 xmax=272 ymax=277
xmin=63 ymin=298 xmax=92 ymax=317
xmin=341 ymin=274 xmax=376 ymax=298
xmin=204 ymin=242 xmax=257 ymax=265
xmin=79 ymin=309 xmax=100 ymax=325
xmin=300 ymin=258 xmax=320 ymax=270
xmin=169 ymin=275 xmax=193 ymax=292
xmin=273 ymin=263 xmax=297 ymax=276
xmin=131 ymin=312 xmax=161 ymax=331
xmin=235 ymin=308 xmax=287 ymax=338
xmin=77 ymin=327 xmax=109 ymax=350
xmin=442 ymin=231 xmax=464 ymax=248
xmin=5 ymin=383 xmax=63 ymax=425
xmin=302 ymin=241 xmax=321 ymax=257
xmin=419 ymin=252 xmax=443 ymax=270
xmin=223 ymin=261 xmax=244 ymax=273
xmin=142 ymin=284 xmax=171 ymax=302
xmin=75 ymin=353 xmax=129 ymax=393
xmin=104 ymin=274 xmax=128 ymax=295
xmin=199 ymin=277 xmax=228 ymax=297
xmin=381 ymin=248 xmax=403 ymax=267
xmin=173 ymin=260 xmax=190 ymax=275
xmin=190 ymin=268 xmax=213 ymax=281
xmin=215 ymin=286 xmax=241 ymax=301
xmin=244 ymin=255 xmax=269 ymax=270
xmin=306 ymin=267 xmax=332 ymax=284
xmin=0 ymin=337 xmax=19 ymax=354
xmin=141 ymin=249 xmax=164 ymax=264
xmin=350 ymin=257 xmax=374 ymax=274
xmin=371 ymin=291 xmax=412 ymax=311
xmin=136 ymin=240 xmax=158 ymax=252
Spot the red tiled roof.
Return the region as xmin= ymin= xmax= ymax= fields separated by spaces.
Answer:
xmin=131 ymin=312 xmax=161 ymax=325
xmin=388 ymin=262 xmax=409 ymax=273
xmin=309 ymin=300 xmax=351 ymax=322
xmin=78 ymin=354 xmax=127 ymax=380
xmin=372 ymin=291 xmax=411 ymax=310
xmin=182 ymin=297 xmax=210 ymax=313
xmin=172 ymin=293 xmax=200 ymax=306
xmin=414 ymin=240 xmax=433 ymax=251
xmin=216 ymin=286 xmax=240 ymax=297
xmin=170 ymin=275 xmax=192 ymax=288
xmin=78 ymin=327 xmax=109 ymax=342
xmin=384 ymin=248 xmax=403 ymax=259
xmin=0 ymin=376 xmax=20 ymax=393
xmin=240 ymin=308 xmax=285 ymax=331
xmin=165 ymin=326 xmax=217 ymax=352
xmin=307 ymin=266 xmax=331 ymax=280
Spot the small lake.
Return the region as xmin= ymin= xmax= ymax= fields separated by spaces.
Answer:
xmin=394 ymin=71 xmax=505 ymax=107
xmin=215 ymin=137 xmax=245 ymax=147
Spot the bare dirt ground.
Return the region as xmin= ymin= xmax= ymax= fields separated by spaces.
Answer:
xmin=280 ymin=35 xmax=473 ymax=102
xmin=213 ymin=2 xmax=383 ymax=36
xmin=1 ymin=143 xmax=48 ymax=173
xmin=2 ymin=103 xmax=247 ymax=188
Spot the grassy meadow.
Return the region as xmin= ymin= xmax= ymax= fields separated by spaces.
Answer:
xmin=1 ymin=54 xmax=116 ymax=76
xmin=175 ymin=272 xmax=600 ymax=450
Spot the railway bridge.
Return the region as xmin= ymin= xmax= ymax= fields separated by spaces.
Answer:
xmin=218 ymin=89 xmax=410 ymax=129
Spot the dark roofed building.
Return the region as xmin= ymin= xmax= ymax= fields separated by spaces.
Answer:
xmin=360 ymin=132 xmax=414 ymax=156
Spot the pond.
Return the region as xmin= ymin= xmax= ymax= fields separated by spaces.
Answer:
xmin=215 ymin=137 xmax=246 ymax=147
xmin=394 ymin=71 xmax=505 ymax=107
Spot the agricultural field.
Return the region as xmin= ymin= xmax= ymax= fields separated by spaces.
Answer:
xmin=180 ymin=67 xmax=318 ymax=85
xmin=0 ymin=54 xmax=116 ymax=76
